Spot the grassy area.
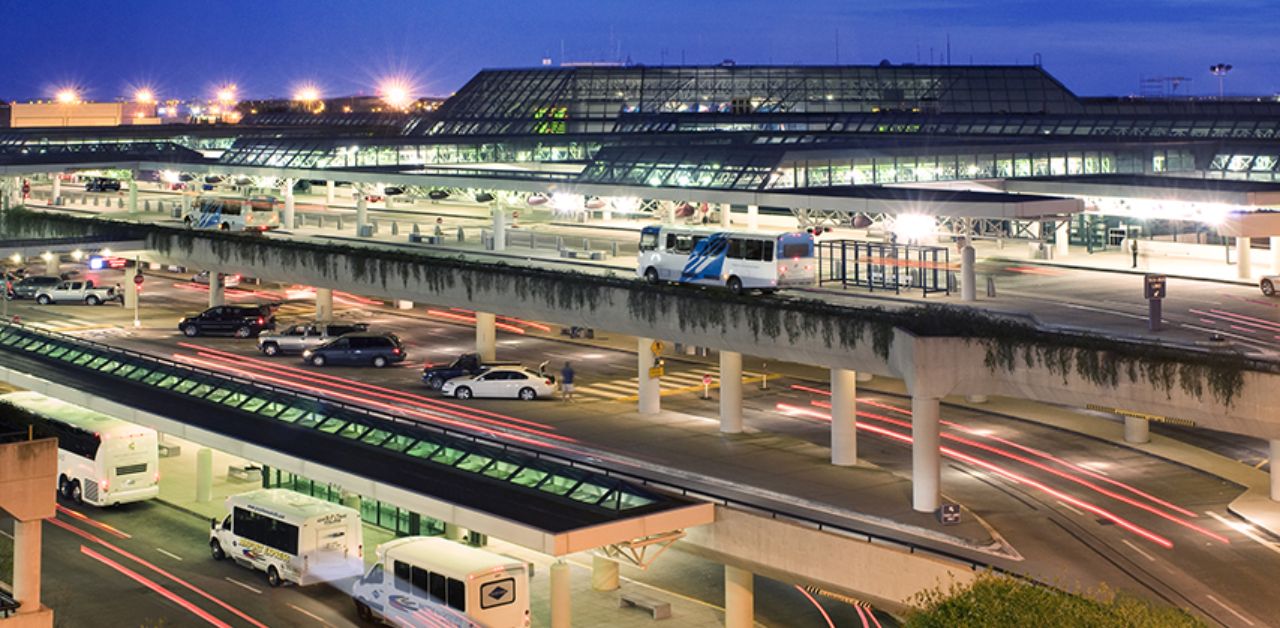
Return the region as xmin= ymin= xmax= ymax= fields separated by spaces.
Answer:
xmin=904 ymin=573 xmax=1205 ymax=628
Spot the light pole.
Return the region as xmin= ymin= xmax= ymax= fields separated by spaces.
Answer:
xmin=1210 ymin=63 xmax=1233 ymax=99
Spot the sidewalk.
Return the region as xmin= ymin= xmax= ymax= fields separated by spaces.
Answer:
xmin=981 ymin=239 xmax=1268 ymax=287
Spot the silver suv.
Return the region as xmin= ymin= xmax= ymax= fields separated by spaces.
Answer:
xmin=256 ymin=321 xmax=369 ymax=356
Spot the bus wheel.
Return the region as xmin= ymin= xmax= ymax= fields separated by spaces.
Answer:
xmin=184 ymin=217 xmax=193 ymax=229
xmin=355 ymin=601 xmax=374 ymax=622
xmin=266 ymin=566 xmax=282 ymax=587
xmin=210 ymin=540 xmax=226 ymax=560
xmin=644 ymin=267 xmax=660 ymax=284
xmin=70 ymin=480 xmax=83 ymax=504
xmin=726 ymin=276 xmax=744 ymax=295
xmin=220 ymin=223 xmax=231 ymax=231
xmin=58 ymin=475 xmax=69 ymax=497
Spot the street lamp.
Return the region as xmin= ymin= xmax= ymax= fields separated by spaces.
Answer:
xmin=134 ymin=88 xmax=155 ymax=104
xmin=216 ymin=84 xmax=237 ymax=106
xmin=1209 ymin=63 xmax=1233 ymax=99
xmin=378 ymin=78 xmax=413 ymax=110
xmin=54 ymin=88 xmax=80 ymax=104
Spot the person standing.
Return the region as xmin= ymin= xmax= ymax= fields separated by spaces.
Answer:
xmin=1129 ymin=238 xmax=1139 ymax=269
xmin=560 ymin=361 xmax=575 ymax=403
xmin=434 ymin=216 xmax=445 ymax=237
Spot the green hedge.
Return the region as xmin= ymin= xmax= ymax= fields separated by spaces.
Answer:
xmin=906 ymin=573 xmax=1205 ymax=628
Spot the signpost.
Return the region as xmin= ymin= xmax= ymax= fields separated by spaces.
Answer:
xmin=132 ymin=268 xmax=144 ymax=328
xmin=702 ymin=373 xmax=712 ymax=399
xmin=1144 ymin=274 xmax=1166 ymax=332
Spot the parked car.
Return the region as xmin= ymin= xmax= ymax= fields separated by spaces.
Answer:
xmin=178 ymin=305 xmax=276 ymax=338
xmin=1262 ymin=275 xmax=1279 ymax=297
xmin=257 ymin=321 xmax=369 ymax=356
xmin=84 ymin=177 xmax=121 ymax=192
xmin=303 ymin=332 xmax=406 ymax=368
xmin=421 ymin=353 xmax=521 ymax=390
xmin=441 ymin=365 xmax=555 ymax=401
xmin=34 ymin=280 xmax=117 ymax=305
xmin=191 ymin=270 xmax=242 ymax=287
xmin=8 ymin=275 xmax=58 ymax=299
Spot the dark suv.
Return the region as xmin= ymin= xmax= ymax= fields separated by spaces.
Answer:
xmin=9 ymin=276 xmax=61 ymax=300
xmin=303 ymin=332 xmax=406 ymax=368
xmin=178 ymin=305 xmax=276 ymax=338
xmin=85 ymin=178 xmax=122 ymax=192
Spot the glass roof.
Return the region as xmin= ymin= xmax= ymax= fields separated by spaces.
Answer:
xmin=0 ymin=323 xmax=660 ymax=514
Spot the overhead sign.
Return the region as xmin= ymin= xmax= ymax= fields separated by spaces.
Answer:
xmin=1144 ymin=274 xmax=1167 ymax=300
xmin=650 ymin=340 xmax=665 ymax=356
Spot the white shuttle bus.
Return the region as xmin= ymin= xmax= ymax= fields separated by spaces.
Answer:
xmin=352 ymin=536 xmax=530 ymax=628
xmin=0 ymin=391 xmax=159 ymax=507
xmin=209 ymin=488 xmax=364 ymax=587
xmin=636 ymin=225 xmax=816 ymax=294
xmin=183 ymin=196 xmax=281 ymax=232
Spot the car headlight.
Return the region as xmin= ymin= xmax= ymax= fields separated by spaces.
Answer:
xmin=302 ymin=350 xmax=313 ymax=358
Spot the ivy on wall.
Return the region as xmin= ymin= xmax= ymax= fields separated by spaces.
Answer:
xmin=0 ymin=208 xmax=1262 ymax=405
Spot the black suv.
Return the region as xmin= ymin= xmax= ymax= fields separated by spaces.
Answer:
xmin=178 ymin=305 xmax=276 ymax=338
xmin=303 ymin=332 xmax=406 ymax=368
xmin=85 ymin=177 xmax=122 ymax=192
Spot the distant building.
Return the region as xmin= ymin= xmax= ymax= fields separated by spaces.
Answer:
xmin=9 ymin=101 xmax=159 ymax=128
xmin=0 ymin=100 xmax=10 ymax=127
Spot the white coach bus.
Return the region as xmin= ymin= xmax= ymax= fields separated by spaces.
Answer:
xmin=209 ymin=488 xmax=364 ymax=587
xmin=636 ymin=225 xmax=816 ymax=294
xmin=352 ymin=536 xmax=531 ymax=628
xmin=0 ymin=391 xmax=159 ymax=507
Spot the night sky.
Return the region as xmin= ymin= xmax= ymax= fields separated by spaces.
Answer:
xmin=4 ymin=0 xmax=1277 ymax=101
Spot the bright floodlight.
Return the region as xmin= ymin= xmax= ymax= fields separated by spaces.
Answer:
xmin=294 ymin=85 xmax=320 ymax=102
xmin=379 ymin=79 xmax=413 ymax=109
xmin=892 ymin=213 xmax=936 ymax=242
xmin=216 ymin=85 xmax=237 ymax=104
xmin=134 ymin=88 xmax=155 ymax=104
xmin=55 ymin=88 xmax=80 ymax=104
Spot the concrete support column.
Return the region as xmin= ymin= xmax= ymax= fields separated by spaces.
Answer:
xmin=550 ymin=561 xmax=571 ymax=628
xmin=208 ymin=272 xmax=226 ymax=307
xmin=475 ymin=311 xmax=496 ymax=362
xmin=720 ymin=202 xmax=732 ymax=228
xmin=341 ymin=491 xmax=361 ymax=512
xmin=396 ymin=300 xmax=413 ymax=310
xmin=747 ymin=204 xmax=759 ymax=231
xmin=128 ymin=176 xmax=139 ymax=213
xmin=315 ymin=287 xmax=334 ymax=322
xmin=719 ymin=351 xmax=743 ymax=433
xmin=443 ymin=523 xmax=464 ymax=541
xmin=1237 ymin=237 xmax=1252 ymax=279
xmin=181 ymin=189 xmax=192 ymax=214
xmin=1271 ymin=236 xmax=1280 ymax=274
xmin=638 ymin=338 xmax=661 ymax=415
xmin=724 ymin=565 xmax=754 ymax=628
xmin=1124 ymin=415 xmax=1150 ymax=444
xmin=662 ymin=201 xmax=675 ymax=225
xmin=591 ymin=555 xmax=620 ymax=591
xmin=50 ymin=174 xmax=61 ymax=204
xmin=281 ymin=181 xmax=296 ymax=229
xmin=355 ymin=195 xmax=369 ymax=234
xmin=1271 ymin=440 xmax=1280 ymax=501
xmin=1055 ymin=220 xmax=1070 ymax=258
xmin=195 ymin=447 xmax=213 ymax=503
xmin=491 ymin=205 xmax=507 ymax=251
xmin=122 ymin=264 xmax=139 ymax=310
xmin=856 ymin=371 xmax=873 ymax=383
xmin=965 ymin=394 xmax=988 ymax=403
xmin=960 ymin=244 xmax=976 ymax=302
xmin=911 ymin=394 xmax=942 ymax=513
xmin=13 ymin=518 xmax=42 ymax=615
xmin=830 ymin=368 xmax=857 ymax=466
xmin=326 ymin=180 xmax=336 ymax=206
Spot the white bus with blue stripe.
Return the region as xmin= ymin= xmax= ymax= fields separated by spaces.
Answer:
xmin=637 ymin=226 xmax=816 ymax=294
xmin=182 ymin=196 xmax=280 ymax=232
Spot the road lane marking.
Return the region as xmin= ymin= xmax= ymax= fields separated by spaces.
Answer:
xmin=1120 ymin=539 xmax=1157 ymax=562
xmin=1056 ymin=500 xmax=1085 ymax=517
xmin=155 ymin=547 xmax=184 ymax=561
xmin=1206 ymin=511 xmax=1280 ymax=556
xmin=81 ymin=545 xmax=231 ymax=628
xmin=1206 ymin=594 xmax=1255 ymax=626
xmin=287 ymin=603 xmax=330 ymax=626
xmin=224 ymin=576 xmax=263 ymax=594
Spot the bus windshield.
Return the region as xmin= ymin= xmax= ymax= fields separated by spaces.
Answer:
xmin=779 ymin=234 xmax=814 ymax=259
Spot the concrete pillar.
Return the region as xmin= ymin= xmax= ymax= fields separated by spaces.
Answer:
xmin=662 ymin=201 xmax=675 ymax=225
xmin=356 ymin=195 xmax=369 ymax=234
xmin=1055 ymin=220 xmax=1069 ymax=258
xmin=326 ymin=180 xmax=336 ymax=206
xmin=195 ymin=447 xmax=213 ymax=503
xmin=13 ymin=518 xmax=42 ymax=615
xmin=724 ymin=565 xmax=754 ymax=628
xmin=965 ymin=394 xmax=988 ymax=404
xmin=208 ymin=272 xmax=226 ymax=307
xmin=281 ymin=181 xmax=296 ymax=229
xmin=122 ymin=264 xmax=139 ymax=310
xmin=443 ymin=522 xmax=464 ymax=541
xmin=550 ymin=560 xmax=571 ymax=628
xmin=911 ymin=394 xmax=941 ymax=513
xmin=831 ymin=368 xmax=857 ymax=466
xmin=1237 ymin=237 xmax=1252 ymax=279
xmin=638 ymin=338 xmax=661 ymax=415
xmin=128 ymin=177 xmax=139 ymax=213
xmin=1271 ymin=440 xmax=1280 ymax=501
xmin=315 ymin=287 xmax=334 ymax=322
xmin=491 ymin=205 xmax=507 ymax=251
xmin=720 ymin=202 xmax=731 ymax=228
xmin=181 ymin=189 xmax=192 ymax=213
xmin=341 ymin=491 xmax=361 ymax=512
xmin=475 ymin=311 xmax=496 ymax=362
xmin=50 ymin=175 xmax=61 ymax=204
xmin=856 ymin=371 xmax=873 ymax=383
xmin=396 ymin=300 xmax=413 ymax=310
xmin=747 ymin=204 xmax=759 ymax=230
xmin=719 ymin=351 xmax=743 ymax=433
xmin=1271 ymin=236 xmax=1280 ymax=274
xmin=1124 ymin=415 xmax=1150 ymax=444
xmin=961 ymin=244 xmax=976 ymax=302
xmin=44 ymin=256 xmax=57 ymax=277
xmin=591 ymin=555 xmax=620 ymax=591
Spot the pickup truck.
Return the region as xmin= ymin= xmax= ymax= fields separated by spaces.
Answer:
xmin=256 ymin=321 xmax=369 ymax=356
xmin=34 ymin=281 xmax=118 ymax=305
xmin=421 ymin=353 xmax=521 ymax=390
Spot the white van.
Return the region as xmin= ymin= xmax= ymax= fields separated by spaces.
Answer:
xmin=209 ymin=488 xmax=364 ymax=587
xmin=183 ymin=196 xmax=280 ymax=231
xmin=352 ymin=537 xmax=530 ymax=628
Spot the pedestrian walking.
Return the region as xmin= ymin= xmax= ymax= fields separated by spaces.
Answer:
xmin=434 ymin=216 xmax=445 ymax=237
xmin=1129 ymin=238 xmax=1139 ymax=268
xmin=560 ymin=361 xmax=575 ymax=403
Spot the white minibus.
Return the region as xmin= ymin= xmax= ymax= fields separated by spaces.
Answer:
xmin=637 ymin=225 xmax=816 ymax=294
xmin=183 ymin=196 xmax=280 ymax=231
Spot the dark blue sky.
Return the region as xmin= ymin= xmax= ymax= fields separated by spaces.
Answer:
xmin=4 ymin=0 xmax=1277 ymax=101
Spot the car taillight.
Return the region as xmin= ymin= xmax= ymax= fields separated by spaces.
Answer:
xmin=392 ymin=348 xmax=401 ymax=355
xmin=778 ymin=265 xmax=786 ymax=273
xmin=257 ymin=317 xmax=265 ymax=324
xmin=545 ymin=378 xmax=553 ymax=385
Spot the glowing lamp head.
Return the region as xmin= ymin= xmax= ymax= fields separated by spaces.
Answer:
xmin=892 ymin=213 xmax=937 ymax=242
xmin=134 ymin=88 xmax=155 ymax=104
xmin=294 ymin=85 xmax=320 ymax=102
xmin=379 ymin=79 xmax=413 ymax=110
xmin=215 ymin=85 xmax=237 ymax=104
xmin=55 ymin=88 xmax=80 ymax=104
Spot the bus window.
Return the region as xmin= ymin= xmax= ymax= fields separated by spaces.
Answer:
xmin=780 ymin=236 xmax=813 ymax=259
xmin=762 ymin=242 xmax=774 ymax=262
xmin=364 ymin=564 xmax=385 ymax=585
xmin=727 ymin=238 xmax=744 ymax=259
xmin=412 ymin=566 xmax=430 ymax=598
xmin=665 ymin=233 xmax=677 ymax=250
xmin=447 ymin=577 xmax=467 ymax=612
xmin=429 ymin=571 xmax=447 ymax=603
xmin=639 ymin=231 xmax=659 ymax=251
xmin=394 ymin=561 xmax=412 ymax=592
xmin=744 ymin=240 xmax=764 ymax=261
xmin=674 ymin=235 xmax=694 ymax=253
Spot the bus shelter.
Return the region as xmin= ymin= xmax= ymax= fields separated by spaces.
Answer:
xmin=817 ymin=239 xmax=953 ymax=297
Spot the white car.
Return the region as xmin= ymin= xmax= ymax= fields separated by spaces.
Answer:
xmin=1262 ymin=275 xmax=1279 ymax=297
xmin=441 ymin=366 xmax=555 ymax=401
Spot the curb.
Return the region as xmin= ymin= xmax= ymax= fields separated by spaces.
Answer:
xmin=991 ymin=256 xmax=1257 ymax=287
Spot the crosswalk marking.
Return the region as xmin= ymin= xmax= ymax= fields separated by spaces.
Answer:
xmin=573 ymin=367 xmax=766 ymax=402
